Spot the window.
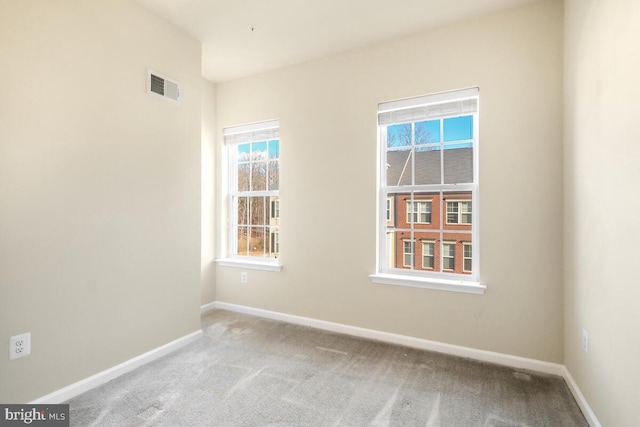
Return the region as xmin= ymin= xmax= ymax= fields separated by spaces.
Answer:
xmin=271 ymin=199 xmax=280 ymax=219
xmin=403 ymin=241 xmax=414 ymax=267
xmin=223 ymin=120 xmax=280 ymax=266
xmin=442 ymin=242 xmax=456 ymax=271
xmin=372 ymin=88 xmax=481 ymax=293
xmin=270 ymin=231 xmax=280 ymax=254
xmin=463 ymin=243 xmax=472 ymax=273
xmin=406 ymin=200 xmax=432 ymax=223
xmin=386 ymin=198 xmax=391 ymax=221
xmin=446 ymin=200 xmax=472 ymax=224
xmin=422 ymin=241 xmax=434 ymax=269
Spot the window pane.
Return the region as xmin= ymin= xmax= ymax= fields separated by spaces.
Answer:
xmin=237 ymin=143 xmax=251 ymax=159
xmin=414 ymin=149 xmax=441 ymax=185
xmin=463 ymin=244 xmax=472 ymax=272
xmin=268 ymin=160 xmax=279 ymax=190
xmin=385 ymin=231 xmax=396 ymax=269
xmin=247 ymin=227 xmax=265 ymax=257
xmin=447 ymin=202 xmax=459 ymax=224
xmin=443 ymin=147 xmax=473 ymax=184
xmin=269 ymin=197 xmax=280 ymax=221
xmin=268 ymin=140 xmax=280 ymax=159
xmin=237 ymin=226 xmax=249 ymax=255
xmin=387 ymin=124 xmax=411 ymax=148
xmin=444 ymin=115 xmax=473 ymax=142
xmin=249 ymin=196 xmax=265 ymax=226
xmin=403 ymin=241 xmax=414 ymax=268
xmin=422 ymin=242 xmax=434 ymax=269
xmin=443 ymin=242 xmax=455 ymax=270
xmin=269 ymin=231 xmax=279 ymax=257
xmin=416 ymin=120 xmax=440 ymax=144
xmin=252 ymin=141 xmax=267 ymax=158
xmin=236 ymin=197 xmax=248 ymax=225
xmin=443 ymin=243 xmax=455 ymax=257
xmin=237 ymin=163 xmax=250 ymax=191
xmin=464 ymin=244 xmax=472 ymax=258
xmin=251 ymin=162 xmax=267 ymax=191
xmin=387 ymin=148 xmax=413 ymax=186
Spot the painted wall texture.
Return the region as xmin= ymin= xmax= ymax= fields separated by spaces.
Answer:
xmin=201 ymin=79 xmax=217 ymax=305
xmin=564 ymin=0 xmax=640 ymax=425
xmin=215 ymin=0 xmax=564 ymax=363
xmin=0 ymin=0 xmax=202 ymax=402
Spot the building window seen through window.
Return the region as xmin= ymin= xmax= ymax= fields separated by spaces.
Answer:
xmin=463 ymin=243 xmax=472 ymax=272
xmin=403 ymin=241 xmax=414 ymax=267
xmin=422 ymin=241 xmax=434 ymax=269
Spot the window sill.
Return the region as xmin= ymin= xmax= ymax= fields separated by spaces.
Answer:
xmin=215 ymin=258 xmax=282 ymax=272
xmin=369 ymin=273 xmax=485 ymax=295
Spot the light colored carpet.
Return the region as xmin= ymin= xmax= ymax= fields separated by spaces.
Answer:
xmin=68 ymin=309 xmax=588 ymax=426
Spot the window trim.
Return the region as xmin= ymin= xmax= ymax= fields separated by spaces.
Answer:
xmin=374 ymin=88 xmax=481 ymax=292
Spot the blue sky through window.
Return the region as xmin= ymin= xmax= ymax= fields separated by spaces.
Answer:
xmin=238 ymin=140 xmax=280 ymax=159
xmin=387 ymin=115 xmax=473 ymax=150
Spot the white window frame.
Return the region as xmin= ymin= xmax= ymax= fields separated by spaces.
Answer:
xmin=216 ymin=120 xmax=282 ymax=272
xmin=370 ymin=88 xmax=483 ymax=294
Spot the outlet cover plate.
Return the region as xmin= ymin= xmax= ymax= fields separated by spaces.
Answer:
xmin=9 ymin=332 xmax=31 ymax=360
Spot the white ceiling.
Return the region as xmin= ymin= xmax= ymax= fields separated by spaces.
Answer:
xmin=135 ymin=0 xmax=537 ymax=83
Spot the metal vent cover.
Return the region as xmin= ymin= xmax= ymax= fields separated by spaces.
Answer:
xmin=147 ymin=70 xmax=180 ymax=104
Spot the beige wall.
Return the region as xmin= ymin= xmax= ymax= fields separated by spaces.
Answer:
xmin=201 ymin=79 xmax=217 ymax=305
xmin=564 ymin=0 xmax=640 ymax=425
xmin=216 ymin=0 xmax=564 ymax=363
xmin=0 ymin=0 xmax=202 ymax=403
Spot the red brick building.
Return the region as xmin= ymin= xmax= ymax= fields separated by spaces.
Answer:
xmin=385 ymin=148 xmax=473 ymax=275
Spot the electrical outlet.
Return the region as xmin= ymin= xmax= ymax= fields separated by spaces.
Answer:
xmin=9 ymin=332 xmax=31 ymax=360
xmin=240 ymin=272 xmax=248 ymax=283
xmin=582 ymin=329 xmax=588 ymax=353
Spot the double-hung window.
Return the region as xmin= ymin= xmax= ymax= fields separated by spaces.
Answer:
xmin=407 ymin=200 xmax=432 ymax=223
xmin=372 ymin=88 xmax=483 ymax=294
xmin=446 ymin=200 xmax=472 ymax=224
xmin=222 ymin=120 xmax=281 ymax=270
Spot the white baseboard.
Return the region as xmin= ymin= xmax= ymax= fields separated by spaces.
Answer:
xmin=209 ymin=301 xmax=601 ymax=427
xmin=211 ymin=301 xmax=564 ymax=375
xmin=30 ymin=330 xmax=203 ymax=404
xmin=200 ymin=301 xmax=217 ymax=313
xmin=562 ymin=367 xmax=602 ymax=427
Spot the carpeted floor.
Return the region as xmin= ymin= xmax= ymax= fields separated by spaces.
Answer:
xmin=67 ymin=309 xmax=588 ymax=426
